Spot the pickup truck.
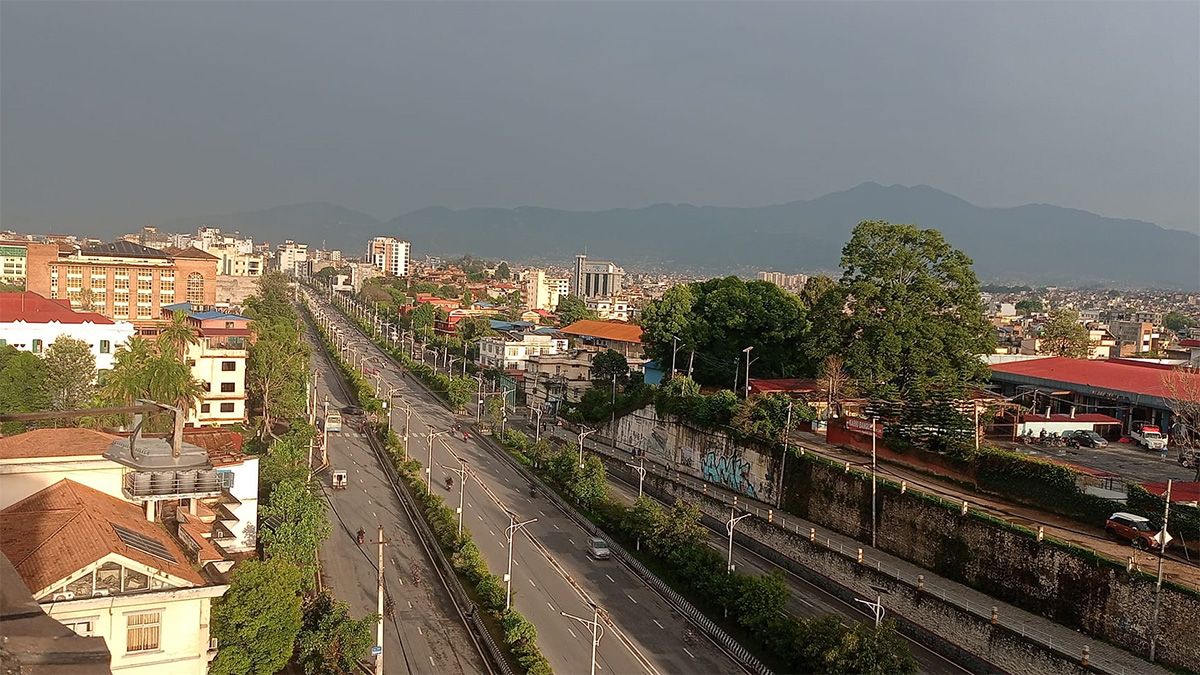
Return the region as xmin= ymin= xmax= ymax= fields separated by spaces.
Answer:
xmin=1130 ymin=424 xmax=1168 ymax=451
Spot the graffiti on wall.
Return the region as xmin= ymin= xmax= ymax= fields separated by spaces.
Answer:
xmin=700 ymin=450 xmax=758 ymax=498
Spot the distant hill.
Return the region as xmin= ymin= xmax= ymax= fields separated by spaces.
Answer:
xmin=157 ymin=184 xmax=1200 ymax=289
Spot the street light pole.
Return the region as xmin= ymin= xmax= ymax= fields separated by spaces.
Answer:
xmin=505 ymin=512 xmax=537 ymax=610
xmin=726 ymin=507 xmax=751 ymax=573
xmin=426 ymin=427 xmax=451 ymax=485
xmin=1150 ymin=479 xmax=1174 ymax=662
xmin=560 ymin=605 xmax=604 ymax=675
xmin=610 ymin=372 xmax=618 ymax=448
xmin=778 ymin=401 xmax=793 ymax=508
xmin=742 ymin=346 xmax=754 ymax=399
xmin=671 ymin=335 xmax=680 ymax=379
xmin=871 ymin=415 xmax=878 ymax=549
xmin=578 ymin=426 xmax=597 ymax=468
xmin=442 ymin=460 xmax=468 ymax=537
xmin=625 ymin=456 xmax=646 ymax=498
xmin=375 ymin=526 xmax=385 ymax=675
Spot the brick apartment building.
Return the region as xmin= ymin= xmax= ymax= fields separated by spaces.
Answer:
xmin=24 ymin=242 xmax=217 ymax=326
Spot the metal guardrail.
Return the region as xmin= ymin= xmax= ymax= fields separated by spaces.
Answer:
xmin=302 ymin=297 xmax=513 ymax=675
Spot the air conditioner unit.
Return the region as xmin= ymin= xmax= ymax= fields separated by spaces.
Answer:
xmin=91 ymin=589 xmax=110 ymax=597
xmin=52 ymin=592 xmax=75 ymax=601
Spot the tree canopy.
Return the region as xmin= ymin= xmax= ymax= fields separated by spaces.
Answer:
xmin=590 ymin=350 xmax=629 ymax=385
xmin=1164 ymin=311 xmax=1198 ymax=332
xmin=554 ymin=294 xmax=597 ymax=327
xmin=0 ymin=348 xmax=47 ymax=434
xmin=295 ymin=592 xmax=377 ymax=675
xmin=1038 ymin=310 xmax=1092 ymax=358
xmin=805 ymin=221 xmax=994 ymax=400
xmin=42 ymin=336 xmax=96 ymax=411
xmin=640 ymin=276 xmax=808 ymax=387
xmin=1015 ymin=298 xmax=1044 ymax=316
xmin=495 ymin=262 xmax=511 ymax=280
xmin=210 ymin=559 xmax=304 ymax=675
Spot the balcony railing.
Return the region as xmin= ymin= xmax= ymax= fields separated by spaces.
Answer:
xmin=123 ymin=470 xmax=222 ymax=500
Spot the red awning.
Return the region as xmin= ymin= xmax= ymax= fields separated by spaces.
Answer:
xmin=1139 ymin=482 xmax=1200 ymax=503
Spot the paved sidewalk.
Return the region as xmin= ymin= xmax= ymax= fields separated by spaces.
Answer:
xmin=535 ymin=422 xmax=1171 ymax=675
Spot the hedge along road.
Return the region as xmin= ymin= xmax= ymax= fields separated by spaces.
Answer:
xmin=308 ymin=291 xmax=746 ymax=675
xmin=305 ymin=326 xmax=491 ymax=675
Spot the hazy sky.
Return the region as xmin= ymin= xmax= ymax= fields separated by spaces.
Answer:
xmin=2 ymin=1 xmax=1197 ymax=235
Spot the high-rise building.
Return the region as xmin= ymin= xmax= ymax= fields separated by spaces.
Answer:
xmin=277 ymin=241 xmax=309 ymax=276
xmin=368 ymin=237 xmax=411 ymax=277
xmin=756 ymin=270 xmax=809 ymax=293
xmin=572 ymin=254 xmax=624 ymax=299
xmin=547 ymin=277 xmax=570 ymax=308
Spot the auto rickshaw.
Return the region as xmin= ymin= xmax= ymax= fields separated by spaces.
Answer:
xmin=332 ymin=469 xmax=348 ymax=489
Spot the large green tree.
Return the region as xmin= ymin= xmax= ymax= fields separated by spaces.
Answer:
xmin=590 ymin=349 xmax=629 ymax=385
xmin=1164 ymin=311 xmax=1198 ymax=333
xmin=247 ymin=320 xmax=310 ymax=438
xmin=295 ymin=592 xmax=377 ymax=675
xmin=42 ymin=336 xmax=96 ymax=411
xmin=806 ymin=221 xmax=994 ymax=400
xmin=1015 ymin=298 xmax=1044 ymax=316
xmin=1038 ymin=310 xmax=1092 ymax=358
xmin=259 ymin=479 xmax=332 ymax=587
xmin=210 ymin=559 xmax=304 ymax=675
xmin=641 ymin=277 xmax=808 ymax=387
xmin=456 ymin=315 xmax=495 ymax=343
xmin=0 ymin=348 xmax=48 ymax=434
xmin=555 ymin=294 xmax=598 ymax=327
xmin=798 ymin=275 xmax=837 ymax=309
xmin=495 ymin=262 xmax=511 ymax=280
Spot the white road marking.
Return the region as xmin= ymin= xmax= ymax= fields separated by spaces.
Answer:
xmin=553 ymin=523 xmax=559 ymax=530
xmin=429 ymin=657 xmax=435 ymax=666
xmin=547 ymin=602 xmax=555 ymax=611
xmin=568 ymin=628 xmax=577 ymax=639
xmin=514 ymin=560 xmax=519 ymax=567
xmin=408 ymin=601 xmax=413 ymax=609
xmin=683 ymin=648 xmax=695 ymax=659
xmin=606 ymin=575 xmax=615 ymax=583
xmin=489 ymin=530 xmax=495 ymax=537
xmin=539 ymin=511 xmax=546 ymax=517
xmin=569 ymin=539 xmax=576 ymax=546
xmin=478 ymin=515 xmax=484 ymax=521
xmin=372 ymin=512 xmax=376 ymax=517
xmin=627 ymin=594 xmax=637 ymax=604
xmin=417 ymin=626 xmax=423 ymax=635
xmin=653 ymin=620 xmax=664 ymax=630
xmin=798 ymin=597 xmax=815 ymax=608
xmin=529 ymin=579 xmax=536 ymax=587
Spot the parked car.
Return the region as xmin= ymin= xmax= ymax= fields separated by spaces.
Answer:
xmin=1105 ymin=512 xmax=1166 ymax=550
xmin=1068 ymin=430 xmax=1109 ymax=448
xmin=586 ymin=537 xmax=611 ymax=560
xmin=342 ymin=405 xmax=365 ymax=417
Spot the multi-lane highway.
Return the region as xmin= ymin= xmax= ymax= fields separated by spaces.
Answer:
xmin=307 ymin=322 xmax=490 ymax=674
xmin=306 ymin=289 xmax=746 ymax=675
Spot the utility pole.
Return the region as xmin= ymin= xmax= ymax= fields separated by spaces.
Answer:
xmin=1149 ymin=479 xmax=1173 ymax=662
xmin=624 ymin=456 xmax=646 ymax=498
xmin=560 ymin=604 xmax=604 ymax=675
xmin=505 ymin=512 xmax=537 ymax=610
xmin=375 ymin=526 xmax=384 ymax=675
xmin=578 ymin=426 xmax=597 ymax=468
xmin=688 ymin=350 xmax=695 ymax=379
xmin=726 ymin=507 xmax=751 ymax=573
xmin=742 ymin=346 xmax=754 ymax=399
xmin=670 ymin=335 xmax=679 ymax=379
xmin=443 ymin=460 xmax=468 ymax=537
xmin=611 ymin=372 xmax=618 ymax=448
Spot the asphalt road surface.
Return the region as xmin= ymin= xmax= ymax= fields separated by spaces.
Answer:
xmin=308 ymin=328 xmax=490 ymax=675
xmin=309 ymin=291 xmax=746 ymax=675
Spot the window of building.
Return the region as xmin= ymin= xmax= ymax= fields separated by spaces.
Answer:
xmin=114 ymin=276 xmax=129 ymax=290
xmin=202 ymin=381 xmax=211 ymax=392
xmin=126 ymin=611 xmax=161 ymax=652
xmin=114 ymin=267 xmax=130 ymax=279
xmin=220 ymin=382 xmax=235 ymax=393
xmin=186 ymin=272 xmax=205 ymax=304
xmin=201 ymin=403 xmax=211 ymax=413
xmin=136 ymin=305 xmax=152 ymax=319
xmin=225 ymin=321 xmax=234 ymax=329
xmin=63 ymin=618 xmax=97 ymax=638
xmin=136 ymin=278 xmax=153 ymax=292
xmin=100 ymin=340 xmax=111 ymax=354
xmin=221 ymin=361 xmax=236 ymax=371
xmin=219 ymin=402 xmax=235 ymax=413
xmin=32 ymin=339 xmax=42 ymax=354
xmin=217 ymin=470 xmax=235 ymax=489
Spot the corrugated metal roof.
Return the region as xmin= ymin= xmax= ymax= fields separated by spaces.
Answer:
xmin=559 ymin=319 xmax=643 ymax=344
xmin=79 ymin=241 xmax=170 ymax=259
xmin=991 ymin=356 xmax=1197 ymax=400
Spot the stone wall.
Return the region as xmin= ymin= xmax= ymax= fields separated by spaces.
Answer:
xmin=611 ymin=405 xmax=782 ymax=503
xmin=215 ymin=275 xmax=260 ymax=306
xmin=602 ymin=410 xmax=1200 ymax=671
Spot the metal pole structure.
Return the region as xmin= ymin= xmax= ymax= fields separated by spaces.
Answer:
xmin=974 ymin=403 xmax=981 ymax=452
xmin=611 ymin=373 xmax=618 ymax=448
xmin=505 ymin=513 xmax=538 ymax=610
xmin=742 ymin=346 xmax=754 ymax=399
xmin=871 ymin=415 xmax=878 ymax=548
xmin=403 ymin=402 xmax=411 ymax=459
xmin=425 ymin=427 xmax=449 ymax=485
xmin=625 ymin=456 xmax=646 ymax=498
xmin=560 ymin=606 xmax=604 ymax=675
xmin=726 ymin=507 xmax=751 ymax=573
xmin=322 ymin=400 xmax=329 ymax=467
xmin=532 ymin=407 xmax=543 ymax=445
xmin=578 ymin=426 xmax=597 ymax=468
xmin=778 ymin=401 xmax=792 ymax=508
xmin=1149 ymin=479 xmax=1173 ymax=662
xmin=442 ymin=460 xmax=468 ymax=537
xmin=375 ymin=525 xmax=384 ymax=675
xmin=671 ymin=335 xmax=679 ymax=379
xmin=306 ymin=369 xmax=317 ymax=482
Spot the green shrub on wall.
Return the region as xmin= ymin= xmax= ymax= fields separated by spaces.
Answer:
xmin=975 ymin=447 xmax=1118 ymax=523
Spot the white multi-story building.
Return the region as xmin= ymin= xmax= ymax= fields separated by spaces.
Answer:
xmin=547 ymin=277 xmax=570 ymax=308
xmin=520 ymin=269 xmax=553 ymax=311
xmin=166 ymin=307 xmax=251 ymax=427
xmin=585 ymin=297 xmax=631 ymax=322
xmin=0 ymin=291 xmax=136 ymax=371
xmin=368 ymin=237 xmax=411 ymax=277
xmin=0 ymin=420 xmax=266 ymax=675
xmin=276 ymin=241 xmax=309 ymax=276
xmin=477 ymin=333 xmax=567 ymax=371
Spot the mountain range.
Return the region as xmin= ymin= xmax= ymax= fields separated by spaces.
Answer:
xmin=157 ymin=183 xmax=1200 ymax=289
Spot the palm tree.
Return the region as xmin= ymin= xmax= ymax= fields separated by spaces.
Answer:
xmin=146 ymin=355 xmax=205 ymax=425
xmin=157 ymin=310 xmax=200 ymax=361
xmin=103 ymin=337 xmax=155 ymax=406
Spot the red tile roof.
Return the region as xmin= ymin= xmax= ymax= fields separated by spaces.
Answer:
xmin=0 ymin=428 xmax=121 ymax=459
xmin=1139 ymin=481 xmax=1200 ymax=503
xmin=559 ymin=319 xmax=643 ymax=344
xmin=1179 ymin=339 xmax=1200 ymax=348
xmin=0 ymin=292 xmax=116 ymax=325
xmin=748 ymin=378 xmax=820 ymax=395
xmin=0 ymin=480 xmax=205 ymax=593
xmin=990 ymin=356 xmax=1199 ymax=400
